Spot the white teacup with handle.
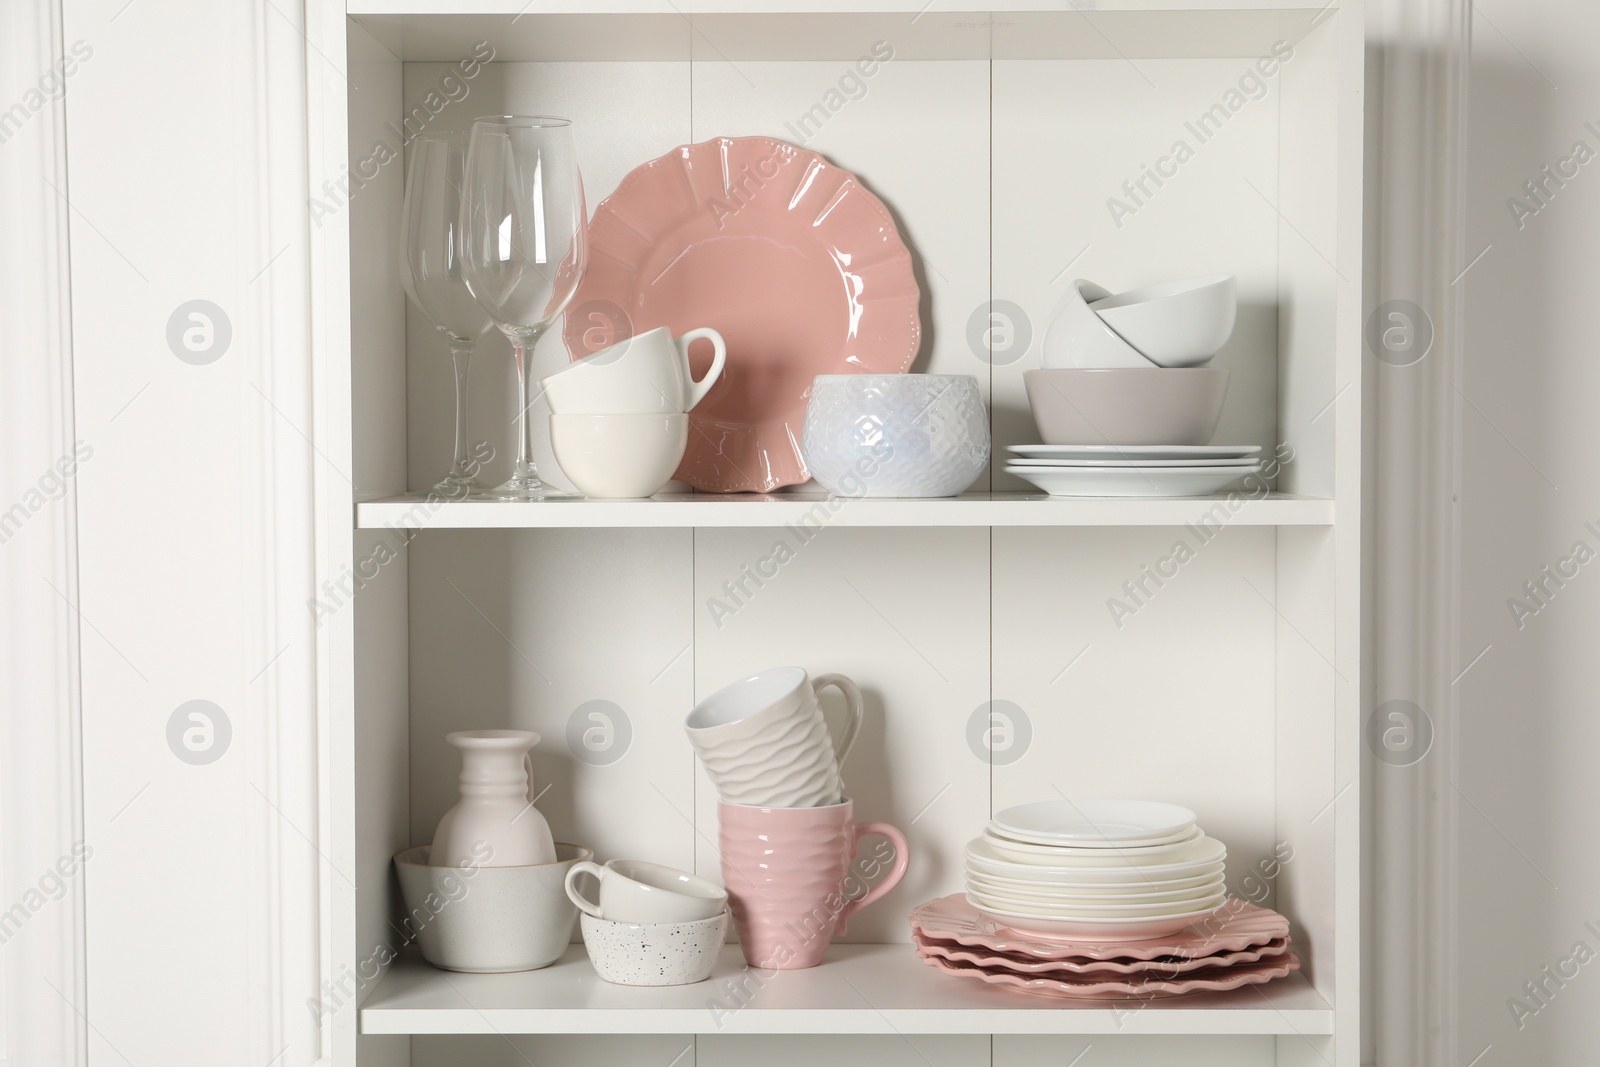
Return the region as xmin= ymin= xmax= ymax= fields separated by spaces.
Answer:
xmin=543 ymin=326 xmax=727 ymax=414
xmin=564 ymin=858 xmax=728 ymax=924
xmin=685 ymin=667 xmax=865 ymax=808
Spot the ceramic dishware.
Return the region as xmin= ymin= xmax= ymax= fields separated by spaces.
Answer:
xmin=964 ymin=834 xmax=1226 ymax=880
xmin=966 ymin=886 xmax=1228 ymax=918
xmin=1090 ymin=274 xmax=1237 ymax=367
xmin=1007 ymin=444 xmax=1261 ymax=461
xmin=992 ymin=799 xmax=1197 ymax=842
xmin=685 ymin=667 xmax=864 ymax=807
xmin=1006 ymin=465 xmax=1254 ymax=498
xmin=394 ymin=843 xmax=591 ymax=972
xmin=1040 ymin=279 xmax=1158 ymax=370
xmin=548 ymin=413 xmax=688 ymax=498
xmin=429 ymin=730 xmax=555 ymax=868
xmin=542 ymin=326 xmax=727 ymax=415
xmin=984 ymin=823 xmax=1200 ymax=849
xmin=718 ymin=798 xmax=909 ymax=969
xmin=580 ymin=910 xmax=728 ymax=986
xmin=1022 ymin=368 xmax=1230 ymax=447
xmin=565 ymin=136 xmax=920 ymax=492
xmin=980 ymin=832 xmax=1223 ymax=868
xmin=965 ymin=873 xmax=1225 ymax=905
xmin=801 ymin=374 xmax=989 ymax=497
xmin=966 ymin=899 xmax=1228 ymax=941
xmin=964 ymin=866 xmax=1224 ymax=895
xmin=920 ymin=944 xmax=1300 ymax=997
xmin=565 ymin=858 xmax=728 ymax=923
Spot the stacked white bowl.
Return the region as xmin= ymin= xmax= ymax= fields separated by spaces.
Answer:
xmin=963 ymin=799 xmax=1229 ymax=941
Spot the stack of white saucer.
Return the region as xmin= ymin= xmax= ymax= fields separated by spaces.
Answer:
xmin=1004 ymin=443 xmax=1263 ymax=498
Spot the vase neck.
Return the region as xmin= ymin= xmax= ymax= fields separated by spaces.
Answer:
xmin=454 ymin=745 xmax=532 ymax=801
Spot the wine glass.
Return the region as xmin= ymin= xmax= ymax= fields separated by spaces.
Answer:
xmin=460 ymin=116 xmax=588 ymax=501
xmin=399 ymin=132 xmax=495 ymax=498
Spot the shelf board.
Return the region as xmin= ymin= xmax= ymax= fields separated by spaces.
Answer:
xmin=349 ymin=4 xmax=1338 ymax=62
xmin=356 ymin=491 xmax=1333 ymax=530
xmin=361 ymin=945 xmax=1333 ymax=1035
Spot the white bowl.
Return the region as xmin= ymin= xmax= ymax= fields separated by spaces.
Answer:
xmin=965 ymin=835 xmax=1226 ymax=878
xmin=394 ymin=844 xmax=592 ymax=973
xmin=801 ymin=374 xmax=990 ymax=498
xmin=967 ymin=886 xmax=1227 ymax=918
xmin=1022 ymin=368 xmax=1230 ymax=447
xmin=549 ymin=413 xmax=688 ymax=498
xmin=1090 ymin=274 xmax=1237 ymax=367
xmin=1040 ymin=279 xmax=1159 ymax=369
xmin=581 ymin=909 xmax=728 ymax=986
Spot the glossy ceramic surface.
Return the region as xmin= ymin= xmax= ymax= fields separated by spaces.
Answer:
xmin=564 ymin=136 xmax=922 ymax=493
xmin=802 ymin=374 xmax=989 ymax=498
xmin=1040 ymin=279 xmax=1157 ymax=369
xmin=981 ymin=832 xmax=1222 ymax=868
xmin=394 ymin=844 xmax=591 ymax=973
xmin=992 ymin=799 xmax=1198 ymax=843
xmin=909 ymin=895 xmax=1290 ymax=960
xmin=1022 ymin=367 xmax=1230 ymax=447
xmin=718 ymin=799 xmax=909 ymax=969
xmin=966 ymin=887 xmax=1229 ymax=919
xmin=913 ymin=930 xmax=1291 ymax=976
xmin=542 ymin=326 xmax=727 ymax=415
xmin=1007 ymin=444 xmax=1261 ymax=461
xmin=580 ymin=910 xmax=728 ymax=986
xmin=429 ymin=730 xmax=555 ymax=868
xmin=1006 ymin=465 xmax=1256 ymax=498
xmin=986 ymin=824 xmax=1200 ymax=849
xmin=564 ymin=858 xmax=728 ymax=923
xmin=549 ymin=413 xmax=688 ymax=499
xmin=964 ymin=865 xmax=1224 ymax=896
xmin=918 ymin=945 xmax=1300 ymax=998
xmin=964 ymin=872 xmax=1226 ymax=906
xmin=1090 ymin=274 xmax=1237 ymax=367
xmin=965 ymin=834 xmax=1227 ymax=877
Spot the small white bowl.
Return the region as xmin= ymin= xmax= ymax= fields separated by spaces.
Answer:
xmin=802 ymin=374 xmax=990 ymax=498
xmin=549 ymin=413 xmax=688 ymax=498
xmin=1022 ymin=368 xmax=1229 ymax=447
xmin=394 ymin=843 xmax=592 ymax=973
xmin=1090 ymin=274 xmax=1237 ymax=367
xmin=1040 ymin=279 xmax=1159 ymax=370
xmin=581 ymin=910 xmax=728 ymax=986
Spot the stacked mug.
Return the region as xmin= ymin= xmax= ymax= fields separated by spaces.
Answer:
xmin=541 ymin=326 xmax=727 ymax=498
xmin=685 ymin=667 xmax=910 ymax=970
xmin=565 ymin=858 xmax=730 ymax=986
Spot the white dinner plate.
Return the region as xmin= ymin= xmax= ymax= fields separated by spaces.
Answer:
xmin=967 ymin=886 xmax=1228 ymax=919
xmin=1007 ymin=444 xmax=1262 ymax=460
xmin=984 ymin=832 xmax=1214 ymax=867
xmin=967 ymin=899 xmax=1230 ymax=942
xmin=964 ymin=864 xmax=1225 ymax=895
xmin=993 ymin=799 xmax=1197 ymax=843
xmin=967 ymin=834 xmax=1227 ymax=875
xmin=1006 ymin=465 xmax=1256 ymax=498
xmin=965 ymin=872 xmax=1226 ymax=906
xmin=1003 ymin=456 xmax=1261 ymax=468
xmin=987 ymin=823 xmax=1200 ymax=850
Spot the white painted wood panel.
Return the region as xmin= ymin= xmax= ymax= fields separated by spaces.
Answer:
xmin=991 ymin=526 xmax=1279 ymax=894
xmin=992 ymin=59 xmax=1283 ymax=490
xmin=692 ymin=528 xmax=991 ymax=943
xmin=995 ymin=1035 xmax=1276 ymax=1066
xmin=700 ymin=1034 xmax=989 ymax=1067
xmin=413 ymin=1034 xmax=698 ymax=1067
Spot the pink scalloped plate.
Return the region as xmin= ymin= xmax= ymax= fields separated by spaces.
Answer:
xmin=564 ymin=136 xmax=921 ymax=493
xmin=908 ymin=895 xmax=1290 ymax=960
xmin=913 ymin=930 xmax=1292 ymax=976
xmin=917 ymin=945 xmax=1301 ymax=999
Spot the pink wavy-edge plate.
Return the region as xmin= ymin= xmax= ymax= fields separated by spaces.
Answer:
xmin=912 ymin=930 xmax=1291 ymax=977
xmin=918 ymin=945 xmax=1301 ymax=999
xmin=908 ymin=895 xmax=1289 ymax=960
xmin=564 ymin=136 xmax=921 ymax=493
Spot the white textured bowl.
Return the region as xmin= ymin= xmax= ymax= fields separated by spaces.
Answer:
xmin=581 ymin=910 xmax=728 ymax=986
xmin=549 ymin=413 xmax=688 ymax=498
xmin=802 ymin=374 xmax=990 ymax=497
xmin=394 ymin=844 xmax=591 ymax=973
xmin=1090 ymin=275 xmax=1237 ymax=367
xmin=1040 ymin=279 xmax=1159 ymax=369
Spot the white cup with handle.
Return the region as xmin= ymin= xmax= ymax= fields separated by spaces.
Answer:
xmin=685 ymin=667 xmax=864 ymax=808
xmin=564 ymin=858 xmax=728 ymax=923
xmin=542 ymin=326 xmax=727 ymax=414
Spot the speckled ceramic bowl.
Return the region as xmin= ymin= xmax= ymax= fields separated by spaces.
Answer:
xmin=580 ymin=909 xmax=728 ymax=986
xmin=395 ymin=843 xmax=591 ymax=973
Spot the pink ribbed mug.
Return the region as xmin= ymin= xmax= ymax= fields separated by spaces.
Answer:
xmin=718 ymin=799 xmax=909 ymax=969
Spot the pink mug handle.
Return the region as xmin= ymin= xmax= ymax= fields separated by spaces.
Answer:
xmin=837 ymin=821 xmax=909 ymax=936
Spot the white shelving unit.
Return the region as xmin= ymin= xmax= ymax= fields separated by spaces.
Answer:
xmin=306 ymin=4 xmax=1365 ymax=1066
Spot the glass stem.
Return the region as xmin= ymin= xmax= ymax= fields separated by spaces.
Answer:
xmin=511 ymin=328 xmax=543 ymax=481
xmin=447 ymin=340 xmax=475 ymax=480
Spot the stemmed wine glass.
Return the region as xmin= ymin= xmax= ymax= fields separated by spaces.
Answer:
xmin=399 ymin=132 xmax=494 ymax=497
xmin=460 ymin=116 xmax=588 ymax=501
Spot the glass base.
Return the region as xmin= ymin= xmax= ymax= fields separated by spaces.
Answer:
xmin=489 ymin=472 xmax=573 ymax=501
xmin=432 ymin=471 xmax=489 ymax=500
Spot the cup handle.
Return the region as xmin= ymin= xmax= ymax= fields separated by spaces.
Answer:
xmin=676 ymin=328 xmax=727 ymax=411
xmin=836 ymin=821 xmax=910 ymax=936
xmin=564 ymin=861 xmax=606 ymax=918
xmin=812 ymin=673 xmax=863 ymax=769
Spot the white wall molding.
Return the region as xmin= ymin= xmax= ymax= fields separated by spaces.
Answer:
xmin=1366 ymin=1 xmax=1471 ymax=1064
xmin=0 ymin=0 xmax=87 ymax=1063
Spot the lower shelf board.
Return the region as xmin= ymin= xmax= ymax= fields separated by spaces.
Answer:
xmin=360 ymin=944 xmax=1333 ymax=1036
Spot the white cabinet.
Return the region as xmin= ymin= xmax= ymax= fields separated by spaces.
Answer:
xmin=305 ymin=4 xmax=1364 ymax=1065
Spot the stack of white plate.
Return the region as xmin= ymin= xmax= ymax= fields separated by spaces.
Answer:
xmin=964 ymin=799 xmax=1229 ymax=940
xmin=1005 ymin=444 xmax=1262 ymax=498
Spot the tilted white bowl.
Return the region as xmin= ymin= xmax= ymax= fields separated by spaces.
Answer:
xmin=1090 ymin=274 xmax=1237 ymax=367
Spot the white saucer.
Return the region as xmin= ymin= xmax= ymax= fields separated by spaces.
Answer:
xmin=1006 ymin=465 xmax=1259 ymax=498
xmin=1008 ymin=444 xmax=1262 ymax=460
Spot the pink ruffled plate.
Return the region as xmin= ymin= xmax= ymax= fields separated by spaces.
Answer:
xmin=917 ymin=944 xmax=1301 ymax=999
xmin=908 ymin=894 xmax=1289 ymax=960
xmin=564 ymin=136 xmax=921 ymax=493
xmin=913 ymin=930 xmax=1292 ymax=977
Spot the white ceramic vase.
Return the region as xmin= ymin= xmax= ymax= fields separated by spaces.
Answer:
xmin=429 ymin=729 xmax=556 ymax=868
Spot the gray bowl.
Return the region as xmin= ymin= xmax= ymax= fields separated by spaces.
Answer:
xmin=1022 ymin=368 xmax=1229 ymax=446
xmin=395 ymin=843 xmax=592 ymax=973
